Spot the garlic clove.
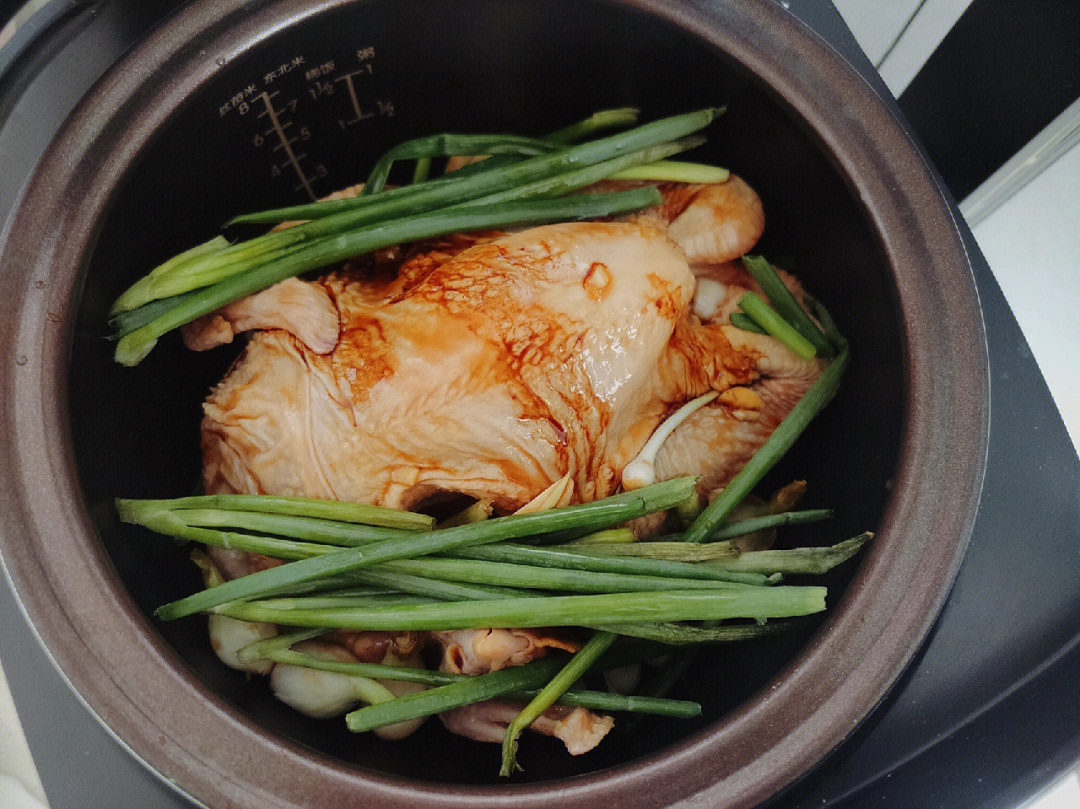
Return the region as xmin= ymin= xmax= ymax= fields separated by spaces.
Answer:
xmin=208 ymin=614 xmax=277 ymax=675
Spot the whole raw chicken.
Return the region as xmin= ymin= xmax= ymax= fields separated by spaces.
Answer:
xmin=191 ymin=178 xmax=822 ymax=511
xmin=186 ymin=176 xmax=825 ymax=754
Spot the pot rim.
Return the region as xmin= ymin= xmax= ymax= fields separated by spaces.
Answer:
xmin=0 ymin=1 xmax=989 ymax=807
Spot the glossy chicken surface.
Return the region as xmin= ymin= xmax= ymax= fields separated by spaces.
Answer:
xmin=190 ymin=178 xmax=824 ymax=755
xmin=196 ymin=180 xmax=812 ymax=511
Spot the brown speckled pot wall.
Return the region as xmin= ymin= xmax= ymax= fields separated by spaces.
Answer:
xmin=0 ymin=0 xmax=987 ymax=807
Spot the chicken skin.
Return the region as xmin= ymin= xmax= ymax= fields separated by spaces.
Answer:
xmin=198 ymin=218 xmax=804 ymax=511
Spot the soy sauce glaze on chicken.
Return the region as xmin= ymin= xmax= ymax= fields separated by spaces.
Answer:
xmin=184 ymin=177 xmax=825 ymax=754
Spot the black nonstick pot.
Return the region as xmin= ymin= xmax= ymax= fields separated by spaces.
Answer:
xmin=0 ymin=1 xmax=988 ymax=807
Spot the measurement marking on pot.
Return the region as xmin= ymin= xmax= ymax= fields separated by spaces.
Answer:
xmin=334 ymin=70 xmax=374 ymax=127
xmin=257 ymin=91 xmax=316 ymax=200
xmin=264 ymin=121 xmax=292 ymax=136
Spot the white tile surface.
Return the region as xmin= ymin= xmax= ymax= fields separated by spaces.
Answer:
xmin=832 ymin=0 xmax=923 ymax=65
xmin=877 ymin=0 xmax=976 ymax=95
xmin=969 ymin=139 xmax=1080 ymax=452
xmin=1022 ymin=772 xmax=1080 ymax=809
xmin=0 ymin=663 xmax=47 ymax=807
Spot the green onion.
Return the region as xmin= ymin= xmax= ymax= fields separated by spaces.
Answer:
xmin=257 ymin=648 xmax=697 ymax=718
xmin=437 ymin=107 xmax=643 ymax=182
xmin=544 ymin=107 xmax=641 ymax=144
xmin=609 ymin=160 xmax=729 ymax=183
xmin=254 ymin=592 xmax=439 ymax=610
xmin=346 ymin=658 xmax=565 ymax=733
xmin=738 ymin=292 xmax=817 ymax=360
xmin=362 ymin=133 xmax=558 ymax=195
xmin=412 ymin=157 xmax=431 ymax=184
xmin=501 ymin=631 xmax=617 ymax=775
xmin=730 ymin=311 xmax=767 ymax=334
xmin=437 ymin=500 xmax=493 ymax=529
xmin=110 ymin=289 xmax=203 ymax=337
xmin=455 ymin=543 xmax=769 ymax=585
xmin=589 ymin=619 xmax=794 ymax=644
xmin=555 ymin=542 xmax=739 ymax=563
xmin=262 ymin=647 xmax=457 ymax=684
xmin=224 ymin=107 xmax=719 ymax=225
xmin=236 ymin=628 xmax=327 ymax=663
xmin=451 ymin=136 xmax=703 ymax=208
xmin=167 ymin=509 xmax=412 ymax=546
xmin=709 ymin=508 xmax=832 ymax=540
xmin=223 ymin=133 xmax=697 ymax=245
xmin=346 ymin=567 xmax=530 ymax=602
xmin=682 ymin=345 xmax=850 ymax=543
xmin=360 ymin=557 xmax=759 ymax=594
xmin=674 ymin=490 xmax=705 ymax=525
xmin=541 ymin=688 xmax=698 ymax=717
xmin=211 ymin=588 xmax=828 ymax=631
xmin=152 ymin=476 xmax=698 ymax=619
xmin=114 ymin=188 xmax=662 ymax=365
xmin=650 ymin=510 xmax=833 ymax=545
xmin=566 ymin=528 xmax=637 ymax=545
xmin=118 ymin=493 xmax=434 ymax=529
xmin=333 ymin=567 xmax=772 ymax=646
xmin=117 ymin=505 xmax=335 ymax=560
xmin=109 ymin=236 xmax=230 ymax=314
xmin=705 ymin=533 xmax=872 ymax=575
xmin=742 ymin=255 xmax=833 ymax=357
xmin=805 ymin=295 xmax=849 ymax=351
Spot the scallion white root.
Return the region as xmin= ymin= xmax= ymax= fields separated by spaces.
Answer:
xmin=622 ymin=391 xmax=719 ymax=490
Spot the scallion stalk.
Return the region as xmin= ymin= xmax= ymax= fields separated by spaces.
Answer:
xmin=609 ymin=160 xmax=729 ymax=183
xmin=257 ymin=648 xmax=697 ymax=718
xmin=115 ymin=188 xmax=662 ymax=365
xmin=568 ymin=528 xmax=637 ymax=545
xmin=169 ymin=509 xmax=413 ymax=546
xmin=152 ymin=476 xmax=698 ymax=619
xmin=119 ymin=493 xmax=434 ymax=529
xmin=738 ymin=292 xmax=817 ymax=360
xmin=544 ymin=107 xmax=641 ymax=144
xmin=345 ymin=658 xmax=564 ymax=733
xmin=224 ymin=107 xmax=719 ymax=225
xmin=361 ymin=133 xmax=558 ymax=195
xmin=682 ymin=345 xmax=849 ymax=543
xmin=742 ymin=255 xmax=833 ymax=357
xmin=455 ymin=543 xmax=769 ymax=585
xmin=332 ymin=557 xmax=758 ymax=595
xmin=412 ymin=157 xmax=431 ymax=184
xmin=556 ymin=542 xmax=739 ymax=563
xmin=437 ymin=500 xmax=493 ymax=529
xmin=346 ymin=567 xmax=530 ymax=602
xmin=109 ymin=236 xmax=231 ymax=314
xmin=236 ymin=628 xmax=327 ymax=663
xmin=590 ymin=619 xmax=793 ymax=644
xmin=729 ymin=311 xmax=767 ymax=334
xmin=709 ymin=508 xmax=832 ymax=539
xmin=211 ymin=587 xmax=828 ymax=631
xmin=704 ymin=533 xmax=872 ymax=575
xmin=805 ymin=294 xmax=849 ymax=351
xmin=501 ymin=631 xmax=617 ymax=775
